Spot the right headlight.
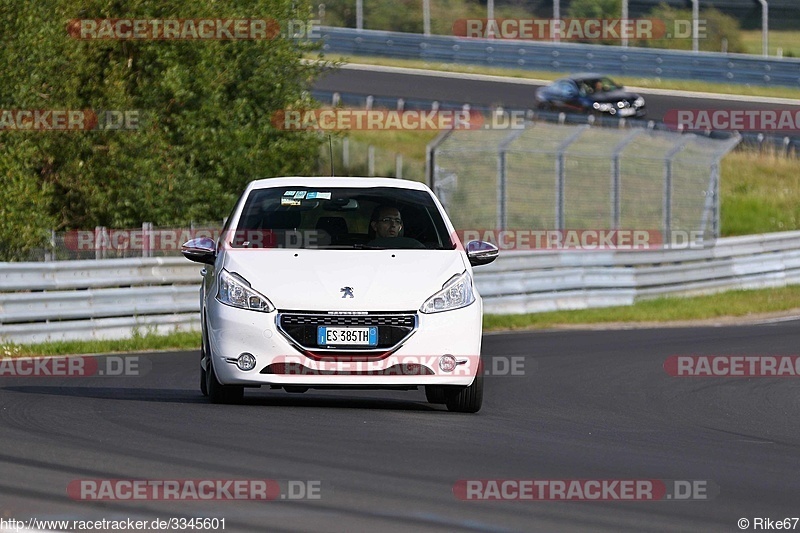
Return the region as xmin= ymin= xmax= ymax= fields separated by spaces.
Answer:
xmin=216 ymin=269 xmax=275 ymax=312
xmin=592 ymin=102 xmax=615 ymax=112
xmin=420 ymin=271 xmax=475 ymax=314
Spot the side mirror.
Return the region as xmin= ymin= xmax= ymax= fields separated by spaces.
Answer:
xmin=181 ymin=237 xmax=217 ymax=265
xmin=466 ymin=240 xmax=498 ymax=266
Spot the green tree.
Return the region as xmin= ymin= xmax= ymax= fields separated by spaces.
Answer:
xmin=636 ymin=4 xmax=744 ymax=53
xmin=567 ymin=0 xmax=621 ymax=19
xmin=0 ymin=0 xmax=329 ymax=260
xmin=565 ymin=0 xmax=621 ymax=45
xmin=319 ymin=0 xmax=536 ymax=36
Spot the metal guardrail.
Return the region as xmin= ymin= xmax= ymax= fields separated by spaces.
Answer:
xmin=2 ymin=231 xmax=800 ymax=343
xmin=0 ymin=258 xmax=202 ymax=344
xmin=477 ymin=231 xmax=800 ymax=314
xmin=316 ymin=26 xmax=800 ymax=87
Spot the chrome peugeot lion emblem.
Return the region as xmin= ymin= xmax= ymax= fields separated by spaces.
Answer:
xmin=340 ymin=286 xmax=354 ymax=298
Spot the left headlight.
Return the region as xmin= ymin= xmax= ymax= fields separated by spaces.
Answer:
xmin=217 ymin=269 xmax=275 ymax=312
xmin=420 ymin=271 xmax=475 ymax=314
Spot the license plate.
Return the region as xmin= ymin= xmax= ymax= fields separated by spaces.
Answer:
xmin=618 ymin=107 xmax=636 ymax=117
xmin=317 ymin=326 xmax=378 ymax=346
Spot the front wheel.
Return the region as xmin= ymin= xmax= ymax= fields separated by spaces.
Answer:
xmin=200 ymin=357 xmax=208 ymax=396
xmin=206 ymin=356 xmax=244 ymax=404
xmin=425 ymin=385 xmax=446 ymax=404
xmin=444 ymin=360 xmax=484 ymax=413
xmin=200 ymin=337 xmax=208 ymax=397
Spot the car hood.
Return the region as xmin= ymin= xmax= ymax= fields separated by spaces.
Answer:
xmin=221 ymin=249 xmax=469 ymax=311
xmin=591 ymin=90 xmax=639 ymax=103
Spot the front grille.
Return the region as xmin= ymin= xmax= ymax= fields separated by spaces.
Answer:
xmin=278 ymin=311 xmax=417 ymax=350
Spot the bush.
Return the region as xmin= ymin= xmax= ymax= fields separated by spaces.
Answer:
xmin=635 ymin=4 xmax=745 ymax=53
xmin=567 ymin=0 xmax=621 ymax=20
xmin=0 ymin=0 xmax=329 ymax=260
xmin=319 ymin=0 xmax=536 ymax=36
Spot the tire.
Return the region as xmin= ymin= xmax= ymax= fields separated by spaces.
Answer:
xmin=206 ymin=355 xmax=244 ymax=404
xmin=425 ymin=385 xmax=446 ymax=404
xmin=200 ymin=356 xmax=208 ymax=396
xmin=200 ymin=332 xmax=208 ymax=397
xmin=444 ymin=360 xmax=484 ymax=413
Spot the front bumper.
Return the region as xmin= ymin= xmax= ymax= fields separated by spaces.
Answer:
xmin=206 ymin=299 xmax=483 ymax=387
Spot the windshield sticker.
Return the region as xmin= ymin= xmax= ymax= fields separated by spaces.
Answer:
xmin=293 ymin=191 xmax=307 ymax=199
xmin=315 ymin=192 xmax=332 ymax=199
xmin=306 ymin=192 xmax=318 ymax=199
xmin=283 ymin=190 xmax=296 ymax=196
xmin=281 ymin=198 xmax=301 ymax=206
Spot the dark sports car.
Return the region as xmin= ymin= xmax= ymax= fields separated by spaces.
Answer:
xmin=535 ymin=74 xmax=646 ymax=118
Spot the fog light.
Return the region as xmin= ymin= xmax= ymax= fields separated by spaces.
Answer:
xmin=237 ymin=353 xmax=256 ymax=371
xmin=439 ymin=354 xmax=457 ymax=373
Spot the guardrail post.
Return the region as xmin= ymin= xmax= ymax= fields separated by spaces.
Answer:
xmin=395 ymin=154 xmax=403 ymax=179
xmin=496 ymin=126 xmax=528 ymax=230
xmin=142 ymin=222 xmax=154 ymax=258
xmin=45 ymin=230 xmax=55 ymax=262
xmin=425 ymin=127 xmax=455 ymax=188
xmin=368 ymin=145 xmax=375 ymax=176
xmin=610 ymin=130 xmax=643 ymax=230
xmin=700 ymin=134 xmax=741 ymax=240
xmin=711 ymin=162 xmax=720 ymax=239
xmin=94 ymin=226 xmax=106 ymax=260
xmin=342 ymin=137 xmax=349 ymax=169
xmin=554 ymin=125 xmax=590 ymax=230
xmin=663 ymin=136 xmax=693 ymax=242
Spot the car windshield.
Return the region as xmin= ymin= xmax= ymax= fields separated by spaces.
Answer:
xmin=579 ymin=77 xmax=622 ymax=95
xmin=229 ymin=186 xmax=456 ymax=250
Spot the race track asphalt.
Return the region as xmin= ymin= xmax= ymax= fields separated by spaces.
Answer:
xmin=1 ymin=320 xmax=799 ymax=532
xmin=313 ymin=66 xmax=800 ymax=126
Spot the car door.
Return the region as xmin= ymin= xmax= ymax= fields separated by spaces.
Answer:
xmin=550 ymin=80 xmax=582 ymax=112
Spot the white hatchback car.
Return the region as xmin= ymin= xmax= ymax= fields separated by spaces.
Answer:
xmin=182 ymin=177 xmax=498 ymax=412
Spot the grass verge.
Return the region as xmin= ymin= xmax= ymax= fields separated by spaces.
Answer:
xmin=1 ymin=330 xmax=200 ymax=358
xmin=484 ymin=286 xmax=800 ymax=331
xmin=741 ymin=30 xmax=800 ymax=59
xmin=319 ymin=53 xmax=800 ymax=100
xmin=721 ymin=149 xmax=800 ymax=235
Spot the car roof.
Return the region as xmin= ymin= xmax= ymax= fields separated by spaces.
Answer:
xmin=245 ymin=176 xmax=430 ymax=193
xmin=565 ymin=73 xmax=611 ymax=82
